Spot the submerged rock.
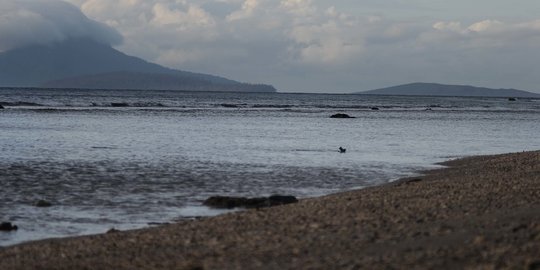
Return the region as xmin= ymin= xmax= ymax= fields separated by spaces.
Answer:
xmin=203 ymin=196 xmax=262 ymax=209
xmin=148 ymin=222 xmax=170 ymax=226
xmin=330 ymin=113 xmax=355 ymax=119
xmin=111 ymin=102 xmax=129 ymax=107
xmin=204 ymin=195 xmax=298 ymax=209
xmin=35 ymin=200 xmax=53 ymax=207
xmin=0 ymin=222 xmax=18 ymax=231
xmin=268 ymin=195 xmax=299 ymax=205
xmin=0 ymin=104 xmax=4 ymax=109
xmin=399 ymin=178 xmax=423 ymax=186
xmin=221 ymin=104 xmax=239 ymax=108
xmin=371 ymin=107 xmax=380 ymax=111
xmin=107 ymin=228 xmax=121 ymax=234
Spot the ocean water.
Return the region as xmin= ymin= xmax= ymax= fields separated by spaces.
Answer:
xmin=1 ymin=88 xmax=539 ymax=246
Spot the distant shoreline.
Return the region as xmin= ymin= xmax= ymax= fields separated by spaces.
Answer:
xmin=1 ymin=150 xmax=539 ymax=269
xmin=3 ymin=86 xmax=540 ymax=99
xmin=356 ymin=82 xmax=540 ymax=98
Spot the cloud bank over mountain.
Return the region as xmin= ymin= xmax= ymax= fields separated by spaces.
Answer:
xmin=0 ymin=0 xmax=122 ymax=52
xmin=3 ymin=0 xmax=540 ymax=92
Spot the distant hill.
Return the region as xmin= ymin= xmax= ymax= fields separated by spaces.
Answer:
xmin=42 ymin=71 xmax=276 ymax=92
xmin=357 ymin=83 xmax=540 ymax=98
xmin=0 ymin=39 xmax=276 ymax=92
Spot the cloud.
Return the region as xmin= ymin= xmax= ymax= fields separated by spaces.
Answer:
xmin=421 ymin=19 xmax=540 ymax=49
xmin=68 ymin=0 xmax=540 ymax=92
xmin=0 ymin=0 xmax=122 ymax=52
xmin=287 ymin=19 xmax=364 ymax=65
xmin=5 ymin=0 xmax=540 ymax=92
xmin=226 ymin=0 xmax=258 ymax=21
xmin=280 ymin=0 xmax=317 ymax=17
xmin=151 ymin=3 xmax=216 ymax=29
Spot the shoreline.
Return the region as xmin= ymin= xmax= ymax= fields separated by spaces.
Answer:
xmin=1 ymin=150 xmax=539 ymax=269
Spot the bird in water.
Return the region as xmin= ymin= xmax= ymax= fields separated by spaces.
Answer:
xmin=339 ymin=147 xmax=346 ymax=153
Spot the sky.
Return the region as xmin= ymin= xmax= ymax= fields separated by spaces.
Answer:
xmin=2 ymin=0 xmax=540 ymax=93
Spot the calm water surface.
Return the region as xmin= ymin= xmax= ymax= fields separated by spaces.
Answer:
xmin=1 ymin=88 xmax=539 ymax=246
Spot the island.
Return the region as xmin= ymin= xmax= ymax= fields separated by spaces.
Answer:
xmin=356 ymin=82 xmax=540 ymax=98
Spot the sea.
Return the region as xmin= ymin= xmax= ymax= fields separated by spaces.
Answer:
xmin=1 ymin=88 xmax=539 ymax=246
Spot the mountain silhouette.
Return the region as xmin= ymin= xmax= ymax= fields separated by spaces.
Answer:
xmin=357 ymin=83 xmax=540 ymax=98
xmin=0 ymin=39 xmax=276 ymax=92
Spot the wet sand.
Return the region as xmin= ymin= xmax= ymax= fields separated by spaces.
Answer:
xmin=1 ymin=151 xmax=539 ymax=269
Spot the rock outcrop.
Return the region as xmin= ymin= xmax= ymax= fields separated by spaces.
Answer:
xmin=111 ymin=102 xmax=129 ymax=107
xmin=0 ymin=222 xmax=18 ymax=231
xmin=330 ymin=113 xmax=355 ymax=119
xmin=35 ymin=200 xmax=53 ymax=207
xmin=203 ymin=195 xmax=298 ymax=209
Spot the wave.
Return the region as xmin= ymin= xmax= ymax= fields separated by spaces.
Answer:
xmin=0 ymin=101 xmax=169 ymax=108
xmin=10 ymin=106 xmax=537 ymax=113
xmin=0 ymin=101 xmax=44 ymax=107
xmin=97 ymin=102 xmax=167 ymax=107
xmin=220 ymin=103 xmax=247 ymax=108
xmin=2 ymin=100 xmax=538 ymax=113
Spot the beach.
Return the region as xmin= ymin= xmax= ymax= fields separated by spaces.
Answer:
xmin=0 ymin=150 xmax=539 ymax=269
xmin=3 ymin=89 xmax=540 ymax=246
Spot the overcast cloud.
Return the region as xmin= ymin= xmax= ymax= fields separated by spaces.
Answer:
xmin=2 ymin=0 xmax=540 ymax=93
xmin=0 ymin=0 xmax=122 ymax=51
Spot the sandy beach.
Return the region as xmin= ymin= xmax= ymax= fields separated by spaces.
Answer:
xmin=1 ymin=151 xmax=539 ymax=269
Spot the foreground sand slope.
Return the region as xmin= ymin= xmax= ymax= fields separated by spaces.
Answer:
xmin=1 ymin=151 xmax=539 ymax=269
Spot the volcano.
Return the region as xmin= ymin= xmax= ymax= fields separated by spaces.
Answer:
xmin=0 ymin=39 xmax=276 ymax=92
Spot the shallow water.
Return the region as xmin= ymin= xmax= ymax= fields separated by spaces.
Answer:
xmin=1 ymin=88 xmax=539 ymax=246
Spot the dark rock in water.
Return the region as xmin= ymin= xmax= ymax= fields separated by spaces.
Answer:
xmin=221 ymin=104 xmax=239 ymax=108
xmin=111 ymin=102 xmax=129 ymax=107
xmin=204 ymin=195 xmax=298 ymax=209
xmin=0 ymin=222 xmax=18 ymax=231
xmin=508 ymin=97 xmax=517 ymax=101
xmin=330 ymin=113 xmax=355 ymax=119
xmin=107 ymin=228 xmax=120 ymax=234
xmin=0 ymin=104 xmax=4 ymax=109
xmin=371 ymin=107 xmax=380 ymax=111
xmin=203 ymin=196 xmax=262 ymax=209
xmin=148 ymin=222 xmax=170 ymax=226
xmin=202 ymin=196 xmax=238 ymax=209
xmin=268 ymin=195 xmax=299 ymax=205
xmin=35 ymin=200 xmax=53 ymax=207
